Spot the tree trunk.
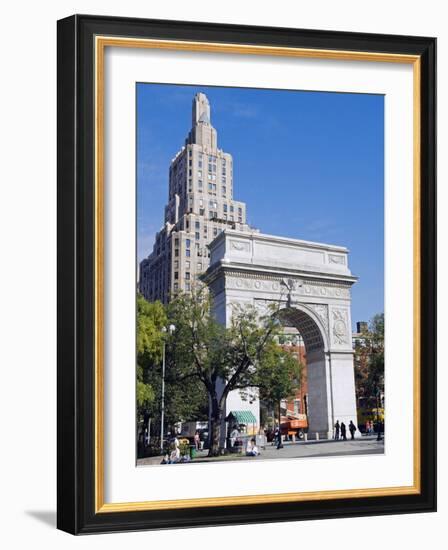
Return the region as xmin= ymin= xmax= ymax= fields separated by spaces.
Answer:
xmin=208 ymin=397 xmax=224 ymax=457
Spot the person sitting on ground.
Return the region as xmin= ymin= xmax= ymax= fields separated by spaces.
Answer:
xmin=246 ymin=438 xmax=260 ymax=456
xmin=168 ymin=436 xmax=180 ymax=463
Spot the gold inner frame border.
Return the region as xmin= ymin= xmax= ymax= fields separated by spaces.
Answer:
xmin=94 ymin=36 xmax=421 ymax=513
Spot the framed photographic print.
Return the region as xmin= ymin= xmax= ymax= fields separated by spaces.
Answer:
xmin=57 ymin=14 xmax=436 ymax=534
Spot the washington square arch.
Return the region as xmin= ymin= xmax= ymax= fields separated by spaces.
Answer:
xmin=203 ymin=229 xmax=359 ymax=441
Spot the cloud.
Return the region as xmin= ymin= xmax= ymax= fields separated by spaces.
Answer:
xmin=300 ymin=218 xmax=339 ymax=242
xmin=214 ymin=100 xmax=260 ymax=120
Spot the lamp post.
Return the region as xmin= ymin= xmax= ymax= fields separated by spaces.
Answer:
xmin=160 ymin=324 xmax=176 ymax=453
xmin=374 ymin=383 xmax=382 ymax=441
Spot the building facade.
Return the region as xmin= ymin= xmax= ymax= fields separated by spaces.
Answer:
xmin=139 ymin=92 xmax=252 ymax=303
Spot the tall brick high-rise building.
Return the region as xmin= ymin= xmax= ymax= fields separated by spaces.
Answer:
xmin=139 ymin=92 xmax=253 ymax=303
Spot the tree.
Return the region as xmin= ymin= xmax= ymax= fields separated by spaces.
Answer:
xmin=136 ymin=294 xmax=167 ymax=431
xmin=256 ymin=342 xmax=304 ymax=426
xmin=167 ymin=286 xmax=290 ymax=456
xmin=136 ymin=294 xmax=207 ymax=449
xmin=354 ymin=313 xmax=385 ymax=402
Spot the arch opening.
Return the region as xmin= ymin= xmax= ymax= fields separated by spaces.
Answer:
xmin=274 ymin=306 xmax=331 ymax=439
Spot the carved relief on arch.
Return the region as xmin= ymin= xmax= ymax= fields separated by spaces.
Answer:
xmin=331 ymin=308 xmax=350 ymax=346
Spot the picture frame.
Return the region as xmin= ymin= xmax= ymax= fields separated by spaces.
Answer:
xmin=57 ymin=14 xmax=436 ymax=534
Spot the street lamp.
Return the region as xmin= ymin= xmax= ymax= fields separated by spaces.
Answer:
xmin=160 ymin=324 xmax=176 ymax=453
xmin=374 ymin=383 xmax=382 ymax=442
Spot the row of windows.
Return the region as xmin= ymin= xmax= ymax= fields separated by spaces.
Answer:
xmin=174 ymin=247 xmax=210 ymax=258
xmin=173 ymin=282 xmax=191 ymax=291
xmin=174 ymin=260 xmax=203 ymax=271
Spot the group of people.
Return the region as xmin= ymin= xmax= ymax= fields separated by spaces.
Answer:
xmin=229 ymin=425 xmax=261 ymax=457
xmin=365 ymin=420 xmax=374 ymax=434
xmin=334 ymin=420 xmax=357 ymax=440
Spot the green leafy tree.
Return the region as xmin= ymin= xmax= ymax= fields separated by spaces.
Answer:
xmin=136 ymin=294 xmax=167 ymax=423
xmin=256 ymin=343 xmax=304 ymax=426
xmin=137 ymin=294 xmax=207 ymax=448
xmin=167 ymin=286 xmax=290 ymax=456
xmin=354 ymin=313 xmax=385 ymax=401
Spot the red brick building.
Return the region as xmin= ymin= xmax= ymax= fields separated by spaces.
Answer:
xmin=280 ymin=343 xmax=308 ymax=421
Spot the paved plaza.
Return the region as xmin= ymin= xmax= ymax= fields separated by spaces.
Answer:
xmin=137 ymin=435 xmax=384 ymax=466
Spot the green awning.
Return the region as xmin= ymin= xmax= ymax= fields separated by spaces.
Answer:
xmin=228 ymin=410 xmax=257 ymax=424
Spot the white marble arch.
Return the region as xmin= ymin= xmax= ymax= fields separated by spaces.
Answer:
xmin=203 ymin=229 xmax=359 ymax=440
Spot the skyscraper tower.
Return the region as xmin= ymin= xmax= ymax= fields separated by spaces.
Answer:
xmin=139 ymin=92 xmax=252 ymax=303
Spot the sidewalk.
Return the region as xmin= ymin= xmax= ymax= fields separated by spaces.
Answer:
xmin=137 ymin=435 xmax=384 ymax=466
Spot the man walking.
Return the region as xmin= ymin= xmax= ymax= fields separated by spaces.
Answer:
xmin=334 ymin=420 xmax=340 ymax=440
xmin=349 ymin=420 xmax=357 ymax=440
xmin=275 ymin=425 xmax=283 ymax=449
xmin=340 ymin=422 xmax=347 ymax=441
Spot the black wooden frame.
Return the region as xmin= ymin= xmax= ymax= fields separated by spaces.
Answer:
xmin=57 ymin=14 xmax=436 ymax=534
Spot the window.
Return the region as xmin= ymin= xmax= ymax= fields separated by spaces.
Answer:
xmin=199 ymin=208 xmax=205 ymax=216
xmin=294 ymin=399 xmax=301 ymax=415
xmin=185 ymin=261 xmax=190 ymax=269
xmin=185 ymin=272 xmax=190 ymax=280
xmin=186 ymin=249 xmax=191 ymax=257
xmin=223 ymin=204 xmax=228 ymax=212
xmin=195 ymin=232 xmax=200 ymax=240
xmin=208 ymin=183 xmax=213 ymax=191
xmin=197 ymin=262 xmax=202 ymax=270
xmin=222 ymin=186 xmax=226 ymax=196
xmin=238 ymin=207 xmax=242 ymax=215
xmin=185 ymin=282 xmax=191 ymax=291
xmin=174 ymin=272 xmax=179 ymax=280
xmin=230 ymin=205 xmax=234 ymax=213
xmin=195 ymin=221 xmax=200 ymax=229
xmin=186 ymin=239 xmax=191 ymax=248
xmin=174 ymin=260 xmax=179 ymax=269
xmin=213 ymin=228 xmax=218 ymax=237
xmin=198 ymin=170 xmax=202 ymax=178
xmin=238 ymin=216 xmax=242 ymax=223
xmin=175 ymin=238 xmax=179 ymax=246
xmin=175 ymin=249 xmax=179 ymax=257
xmin=174 ymin=283 xmax=178 ymax=291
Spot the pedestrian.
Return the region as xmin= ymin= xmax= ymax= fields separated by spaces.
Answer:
xmin=334 ymin=420 xmax=340 ymax=440
xmin=365 ymin=420 xmax=370 ymax=435
xmin=349 ymin=420 xmax=357 ymax=440
xmin=194 ymin=430 xmax=200 ymax=451
xmin=275 ymin=425 xmax=283 ymax=449
xmin=340 ymin=422 xmax=347 ymax=441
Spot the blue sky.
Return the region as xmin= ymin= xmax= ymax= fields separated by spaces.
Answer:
xmin=137 ymin=83 xmax=384 ymax=328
